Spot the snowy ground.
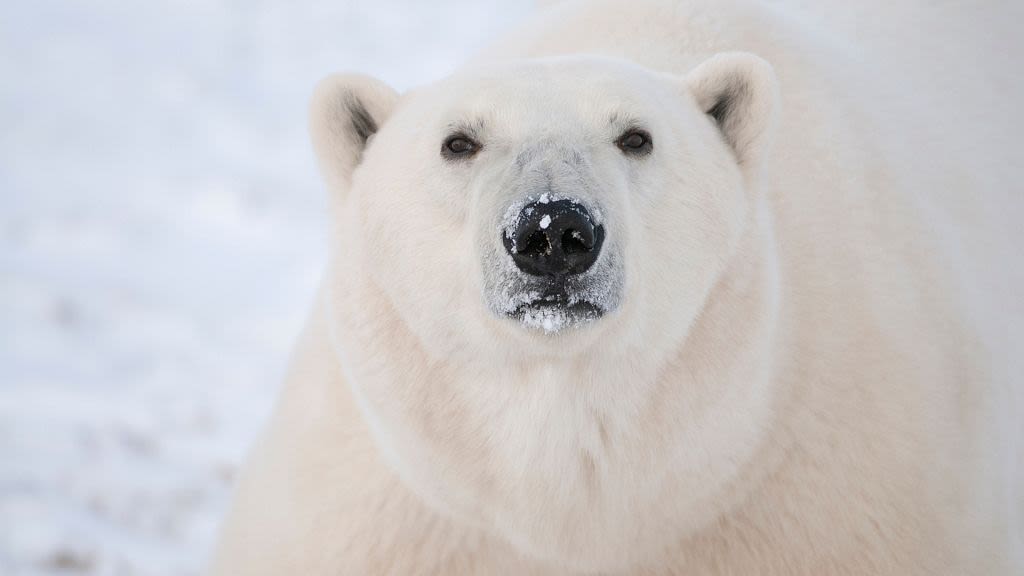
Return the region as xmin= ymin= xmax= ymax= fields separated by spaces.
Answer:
xmin=0 ymin=2 xmax=528 ymax=574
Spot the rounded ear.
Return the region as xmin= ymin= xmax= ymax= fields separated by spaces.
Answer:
xmin=309 ymin=74 xmax=399 ymax=196
xmin=687 ymin=52 xmax=778 ymax=178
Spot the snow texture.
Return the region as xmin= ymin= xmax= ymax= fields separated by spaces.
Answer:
xmin=0 ymin=2 xmax=528 ymax=575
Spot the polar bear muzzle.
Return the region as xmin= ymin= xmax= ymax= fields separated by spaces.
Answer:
xmin=489 ymin=188 xmax=620 ymax=334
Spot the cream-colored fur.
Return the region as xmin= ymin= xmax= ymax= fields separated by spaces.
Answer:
xmin=210 ymin=0 xmax=1024 ymax=574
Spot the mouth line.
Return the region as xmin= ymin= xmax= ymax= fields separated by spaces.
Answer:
xmin=506 ymin=292 xmax=605 ymax=333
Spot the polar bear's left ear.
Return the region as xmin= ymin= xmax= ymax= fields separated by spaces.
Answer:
xmin=687 ymin=52 xmax=778 ymax=177
xmin=309 ymin=74 xmax=399 ymax=196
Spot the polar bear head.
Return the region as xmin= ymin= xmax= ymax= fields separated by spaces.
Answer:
xmin=312 ymin=53 xmax=778 ymax=570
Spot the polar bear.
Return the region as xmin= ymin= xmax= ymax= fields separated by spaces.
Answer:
xmin=210 ymin=0 xmax=1023 ymax=574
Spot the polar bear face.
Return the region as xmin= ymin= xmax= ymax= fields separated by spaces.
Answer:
xmin=315 ymin=55 xmax=774 ymax=354
xmin=312 ymin=53 xmax=777 ymax=569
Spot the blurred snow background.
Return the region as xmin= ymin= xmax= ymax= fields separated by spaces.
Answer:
xmin=0 ymin=1 xmax=529 ymax=574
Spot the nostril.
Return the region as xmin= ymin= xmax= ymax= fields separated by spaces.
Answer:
xmin=561 ymin=228 xmax=591 ymax=255
xmin=522 ymin=230 xmax=552 ymax=257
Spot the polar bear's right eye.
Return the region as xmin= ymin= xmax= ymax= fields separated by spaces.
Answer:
xmin=441 ymin=133 xmax=480 ymax=160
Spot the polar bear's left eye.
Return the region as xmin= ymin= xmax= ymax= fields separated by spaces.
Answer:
xmin=442 ymin=133 xmax=480 ymax=160
xmin=616 ymin=129 xmax=653 ymax=156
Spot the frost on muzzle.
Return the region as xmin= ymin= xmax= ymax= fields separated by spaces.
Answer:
xmin=491 ymin=193 xmax=620 ymax=333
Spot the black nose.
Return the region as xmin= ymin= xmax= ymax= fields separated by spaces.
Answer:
xmin=503 ymin=199 xmax=604 ymax=277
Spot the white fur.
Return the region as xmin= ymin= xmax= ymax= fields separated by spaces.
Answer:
xmin=211 ymin=0 xmax=1024 ymax=574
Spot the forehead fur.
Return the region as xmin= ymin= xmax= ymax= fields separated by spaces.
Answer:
xmin=408 ymin=56 xmax=683 ymax=136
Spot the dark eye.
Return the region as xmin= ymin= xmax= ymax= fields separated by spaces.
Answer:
xmin=442 ymin=134 xmax=480 ymax=160
xmin=616 ymin=129 xmax=652 ymax=155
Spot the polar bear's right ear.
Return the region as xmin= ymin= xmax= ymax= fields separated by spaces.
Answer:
xmin=309 ymin=74 xmax=399 ymax=194
xmin=686 ymin=52 xmax=778 ymax=179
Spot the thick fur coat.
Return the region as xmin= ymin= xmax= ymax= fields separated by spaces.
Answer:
xmin=211 ymin=1 xmax=1024 ymax=574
